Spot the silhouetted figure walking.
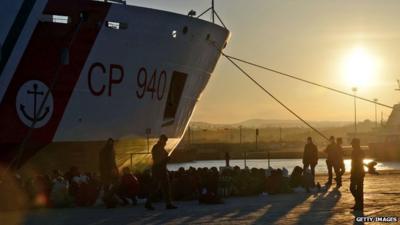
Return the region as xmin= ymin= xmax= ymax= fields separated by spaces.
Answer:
xmin=335 ymin=137 xmax=345 ymax=187
xmin=302 ymin=137 xmax=318 ymax=184
xmin=350 ymin=138 xmax=365 ymax=211
xmin=325 ymin=136 xmax=340 ymax=186
xmin=145 ymin=135 xmax=177 ymax=210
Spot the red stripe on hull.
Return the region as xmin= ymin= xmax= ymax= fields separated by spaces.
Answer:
xmin=0 ymin=0 xmax=110 ymax=168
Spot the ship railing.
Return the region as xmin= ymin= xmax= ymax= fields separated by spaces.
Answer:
xmin=127 ymin=151 xmax=151 ymax=171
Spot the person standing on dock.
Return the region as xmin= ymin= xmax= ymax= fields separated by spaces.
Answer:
xmin=302 ymin=137 xmax=318 ymax=184
xmin=325 ymin=136 xmax=340 ymax=186
xmin=145 ymin=135 xmax=177 ymax=210
xmin=335 ymin=137 xmax=345 ymax=187
xmin=99 ymin=138 xmax=119 ymax=188
xmin=350 ymin=138 xmax=365 ymax=211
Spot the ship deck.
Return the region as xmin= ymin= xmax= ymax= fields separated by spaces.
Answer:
xmin=2 ymin=170 xmax=399 ymax=225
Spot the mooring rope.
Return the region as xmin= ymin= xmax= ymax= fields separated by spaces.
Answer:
xmin=221 ymin=51 xmax=330 ymax=141
xmin=225 ymin=54 xmax=393 ymax=109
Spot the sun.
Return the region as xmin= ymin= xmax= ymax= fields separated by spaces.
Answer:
xmin=341 ymin=47 xmax=379 ymax=88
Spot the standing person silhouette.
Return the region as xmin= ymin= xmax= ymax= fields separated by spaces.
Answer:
xmin=350 ymin=138 xmax=365 ymax=211
xmin=99 ymin=138 xmax=120 ymax=208
xmin=99 ymin=138 xmax=119 ymax=188
xmin=145 ymin=135 xmax=177 ymax=210
xmin=325 ymin=136 xmax=340 ymax=186
xmin=335 ymin=137 xmax=345 ymax=187
xmin=302 ymin=137 xmax=318 ymax=185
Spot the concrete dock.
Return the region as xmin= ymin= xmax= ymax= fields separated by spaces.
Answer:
xmin=1 ymin=171 xmax=399 ymax=225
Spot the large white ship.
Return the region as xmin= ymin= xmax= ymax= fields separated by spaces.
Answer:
xmin=0 ymin=0 xmax=230 ymax=173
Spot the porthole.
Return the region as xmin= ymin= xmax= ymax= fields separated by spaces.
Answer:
xmin=206 ymin=34 xmax=211 ymax=41
xmin=183 ymin=26 xmax=188 ymax=34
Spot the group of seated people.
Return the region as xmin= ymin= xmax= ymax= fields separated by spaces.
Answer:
xmin=1 ymin=165 xmax=321 ymax=210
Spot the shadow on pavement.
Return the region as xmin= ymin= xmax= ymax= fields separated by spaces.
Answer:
xmin=295 ymin=187 xmax=342 ymax=225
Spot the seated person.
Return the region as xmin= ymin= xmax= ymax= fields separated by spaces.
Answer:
xmin=364 ymin=161 xmax=379 ymax=175
xmin=50 ymin=176 xmax=71 ymax=207
xmin=302 ymin=169 xmax=314 ymax=192
xmin=289 ymin=166 xmax=303 ymax=188
xmin=198 ymin=168 xmax=222 ymax=204
xmin=266 ymin=169 xmax=291 ymax=194
xmin=118 ymin=167 xmax=139 ymax=205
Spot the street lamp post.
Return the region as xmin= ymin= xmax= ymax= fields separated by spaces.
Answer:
xmin=352 ymin=87 xmax=358 ymax=137
xmin=255 ymin=128 xmax=259 ymax=152
xmin=374 ymin=98 xmax=378 ymax=128
xmin=239 ymin=126 xmax=242 ymax=144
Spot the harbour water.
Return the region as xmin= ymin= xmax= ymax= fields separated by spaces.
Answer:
xmin=168 ymin=158 xmax=400 ymax=174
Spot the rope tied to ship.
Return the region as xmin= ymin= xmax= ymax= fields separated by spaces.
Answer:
xmin=224 ymin=54 xmax=393 ymax=109
xmin=219 ymin=50 xmax=330 ymax=141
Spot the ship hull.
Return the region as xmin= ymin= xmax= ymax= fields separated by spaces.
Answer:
xmin=0 ymin=0 xmax=230 ymax=173
xmin=19 ymin=138 xmax=178 ymax=174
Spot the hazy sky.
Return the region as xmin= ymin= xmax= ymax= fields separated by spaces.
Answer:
xmin=130 ymin=0 xmax=400 ymax=124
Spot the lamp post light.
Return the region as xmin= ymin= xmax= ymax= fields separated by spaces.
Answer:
xmin=352 ymin=87 xmax=358 ymax=137
xmin=374 ymin=98 xmax=378 ymax=128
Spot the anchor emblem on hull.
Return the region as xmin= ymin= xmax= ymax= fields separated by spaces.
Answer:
xmin=16 ymin=80 xmax=54 ymax=128
xmin=19 ymin=83 xmax=50 ymax=122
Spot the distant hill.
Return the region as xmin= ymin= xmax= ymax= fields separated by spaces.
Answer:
xmin=190 ymin=119 xmax=353 ymax=129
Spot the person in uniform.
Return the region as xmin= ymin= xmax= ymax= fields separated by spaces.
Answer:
xmin=350 ymin=138 xmax=365 ymax=211
xmin=324 ymin=136 xmax=340 ymax=186
xmin=302 ymin=137 xmax=318 ymax=184
xmin=145 ymin=135 xmax=177 ymax=210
